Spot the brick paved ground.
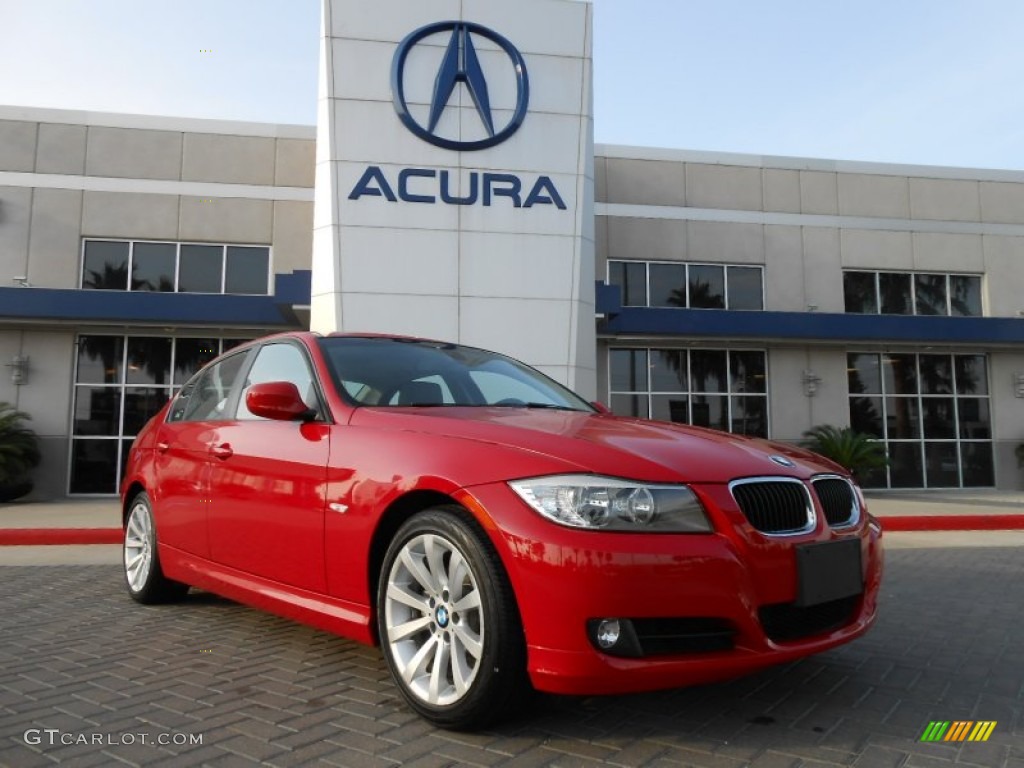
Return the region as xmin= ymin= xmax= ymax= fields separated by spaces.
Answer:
xmin=1 ymin=543 xmax=1022 ymax=767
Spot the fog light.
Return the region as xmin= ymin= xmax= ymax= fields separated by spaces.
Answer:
xmin=596 ymin=619 xmax=621 ymax=649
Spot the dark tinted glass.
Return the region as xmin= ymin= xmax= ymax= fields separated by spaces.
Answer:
xmin=918 ymin=355 xmax=953 ymax=395
xmin=925 ymin=443 xmax=959 ymax=487
xmin=73 ymin=388 xmax=122 ymax=436
xmin=731 ymin=396 xmax=767 ymax=437
xmin=727 ymin=266 xmax=763 ymax=310
xmin=843 ymin=271 xmax=877 ymax=313
xmin=888 ymin=443 xmax=923 ymax=488
xmin=879 ymin=272 xmax=912 ymax=314
xmin=132 ymin=242 xmax=176 ymax=292
xmin=611 ymin=394 xmax=648 ymax=418
xmin=123 ymin=388 xmax=170 ymax=435
xmin=921 ymin=398 xmax=956 ymax=439
xmin=69 ymin=440 xmax=119 ymax=494
xmin=729 ymin=351 xmax=766 ymax=393
xmin=126 ymin=338 xmax=171 ymax=386
xmin=690 ymin=395 xmax=727 ymax=431
xmin=179 ymin=244 xmax=223 ymax=293
xmin=848 ymin=353 xmax=882 ymax=394
xmin=225 ymin=246 xmax=270 ymax=295
xmin=609 ymin=261 xmax=647 ymax=306
xmin=883 ymin=354 xmax=918 ymax=395
xmin=688 ymin=265 xmax=725 ymax=308
xmin=961 ymin=442 xmax=994 ymax=486
xmin=950 ymin=275 xmax=982 ymax=317
xmin=76 ymin=336 xmax=123 ymax=384
xmin=648 ymin=263 xmax=687 ymax=308
xmin=914 ymin=274 xmax=947 ymax=315
xmin=174 ymin=338 xmax=221 ymax=385
xmin=955 ymin=355 xmax=988 ymax=395
xmin=651 ymin=395 xmax=689 ymax=423
xmin=82 ymin=241 xmax=129 ymax=290
xmin=650 ymin=350 xmax=686 ymax=391
xmin=957 ymin=398 xmax=990 ymax=439
xmin=690 ymin=350 xmax=727 ymax=392
xmin=885 ymin=397 xmax=920 ymax=439
xmin=850 ymin=396 xmax=883 ymax=437
xmin=610 ymin=349 xmax=648 ymax=391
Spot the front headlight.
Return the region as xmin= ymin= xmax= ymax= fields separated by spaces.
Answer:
xmin=508 ymin=474 xmax=712 ymax=532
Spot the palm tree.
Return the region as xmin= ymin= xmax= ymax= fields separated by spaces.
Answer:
xmin=802 ymin=425 xmax=888 ymax=483
xmin=0 ymin=403 xmax=41 ymax=501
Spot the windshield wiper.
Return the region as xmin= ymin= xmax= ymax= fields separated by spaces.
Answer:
xmin=490 ymin=402 xmax=581 ymax=411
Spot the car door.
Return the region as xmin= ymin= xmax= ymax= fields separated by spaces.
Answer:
xmin=206 ymin=341 xmax=330 ymax=592
xmin=152 ymin=350 xmax=251 ymax=558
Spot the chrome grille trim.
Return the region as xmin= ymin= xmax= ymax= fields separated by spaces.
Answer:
xmin=811 ymin=475 xmax=861 ymax=529
xmin=728 ymin=477 xmax=815 ymax=536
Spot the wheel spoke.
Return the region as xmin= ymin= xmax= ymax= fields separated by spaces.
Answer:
xmin=126 ymin=552 xmax=144 ymax=571
xmin=446 ymin=549 xmax=467 ymax=601
xmin=401 ymin=634 xmax=437 ymax=684
xmin=423 ymin=535 xmax=448 ymax=592
xmin=453 ymin=624 xmax=483 ymax=659
xmin=452 ymin=590 xmax=480 ymax=613
xmin=400 ymin=548 xmax=437 ymax=594
xmin=429 ymin=639 xmax=450 ymax=703
xmin=450 ymin=635 xmax=473 ymax=696
xmin=386 ymin=582 xmax=430 ymax=613
xmin=388 ymin=615 xmax=433 ymax=642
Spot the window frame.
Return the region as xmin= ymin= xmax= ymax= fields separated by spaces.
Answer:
xmin=842 ymin=270 xmax=984 ymax=317
xmin=606 ymin=259 xmax=766 ymax=311
xmin=79 ymin=238 xmax=274 ymax=296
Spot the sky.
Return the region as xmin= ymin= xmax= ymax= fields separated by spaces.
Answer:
xmin=4 ymin=1 xmax=1024 ymax=170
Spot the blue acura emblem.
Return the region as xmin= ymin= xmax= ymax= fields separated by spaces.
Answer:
xmin=391 ymin=21 xmax=530 ymax=151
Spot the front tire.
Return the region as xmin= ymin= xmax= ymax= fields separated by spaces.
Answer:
xmin=123 ymin=492 xmax=189 ymax=604
xmin=377 ymin=507 xmax=529 ymax=730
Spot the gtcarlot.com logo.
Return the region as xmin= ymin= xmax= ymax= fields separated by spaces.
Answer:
xmin=24 ymin=728 xmax=203 ymax=747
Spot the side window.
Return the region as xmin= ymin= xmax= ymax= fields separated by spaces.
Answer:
xmin=237 ymin=343 xmax=319 ymax=420
xmin=174 ymin=352 xmax=248 ymax=422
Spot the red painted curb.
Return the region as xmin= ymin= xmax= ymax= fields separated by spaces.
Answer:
xmin=0 ymin=528 xmax=123 ymax=546
xmin=880 ymin=515 xmax=1024 ymax=531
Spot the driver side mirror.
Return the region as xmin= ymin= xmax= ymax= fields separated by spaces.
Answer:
xmin=245 ymin=381 xmax=316 ymax=421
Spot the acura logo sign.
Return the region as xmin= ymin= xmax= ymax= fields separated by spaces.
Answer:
xmin=391 ymin=21 xmax=530 ymax=151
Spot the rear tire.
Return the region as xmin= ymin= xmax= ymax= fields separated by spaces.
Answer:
xmin=377 ymin=507 xmax=529 ymax=730
xmin=123 ymin=492 xmax=189 ymax=604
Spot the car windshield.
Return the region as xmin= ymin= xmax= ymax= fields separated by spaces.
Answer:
xmin=317 ymin=337 xmax=594 ymax=412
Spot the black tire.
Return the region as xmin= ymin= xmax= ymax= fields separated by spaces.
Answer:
xmin=123 ymin=492 xmax=189 ymax=604
xmin=377 ymin=506 xmax=530 ymax=730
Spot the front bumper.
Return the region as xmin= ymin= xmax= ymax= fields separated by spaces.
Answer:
xmin=457 ymin=481 xmax=883 ymax=696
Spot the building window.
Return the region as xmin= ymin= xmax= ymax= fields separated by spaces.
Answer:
xmin=81 ymin=239 xmax=271 ymax=295
xmin=608 ymin=261 xmax=764 ymax=310
xmin=847 ymin=352 xmax=993 ymax=489
xmin=609 ymin=347 xmax=768 ymax=437
xmin=843 ymin=271 xmax=982 ymax=316
xmin=69 ymin=335 xmax=250 ymax=495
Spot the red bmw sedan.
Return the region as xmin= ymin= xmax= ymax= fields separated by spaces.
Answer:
xmin=121 ymin=332 xmax=883 ymax=729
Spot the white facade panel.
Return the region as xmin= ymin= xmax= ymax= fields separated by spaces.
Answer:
xmin=314 ymin=0 xmax=596 ymax=396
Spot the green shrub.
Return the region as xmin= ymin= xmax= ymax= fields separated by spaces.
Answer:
xmin=802 ymin=425 xmax=888 ymax=481
xmin=0 ymin=403 xmax=41 ymax=498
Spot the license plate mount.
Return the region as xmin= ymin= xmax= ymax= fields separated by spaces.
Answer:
xmin=795 ymin=539 xmax=863 ymax=607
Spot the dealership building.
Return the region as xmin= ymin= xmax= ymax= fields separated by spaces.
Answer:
xmin=3 ymin=0 xmax=1024 ymax=498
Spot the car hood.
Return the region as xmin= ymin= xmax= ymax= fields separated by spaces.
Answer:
xmin=348 ymin=407 xmax=844 ymax=484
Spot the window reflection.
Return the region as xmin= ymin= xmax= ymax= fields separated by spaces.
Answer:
xmin=847 ymin=352 xmax=992 ymax=489
xmin=843 ymin=270 xmax=981 ymax=317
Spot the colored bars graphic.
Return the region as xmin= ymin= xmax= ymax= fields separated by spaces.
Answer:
xmin=920 ymin=721 xmax=997 ymax=742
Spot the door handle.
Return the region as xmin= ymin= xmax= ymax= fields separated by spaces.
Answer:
xmin=157 ymin=442 xmax=170 ymax=454
xmin=210 ymin=443 xmax=233 ymax=460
